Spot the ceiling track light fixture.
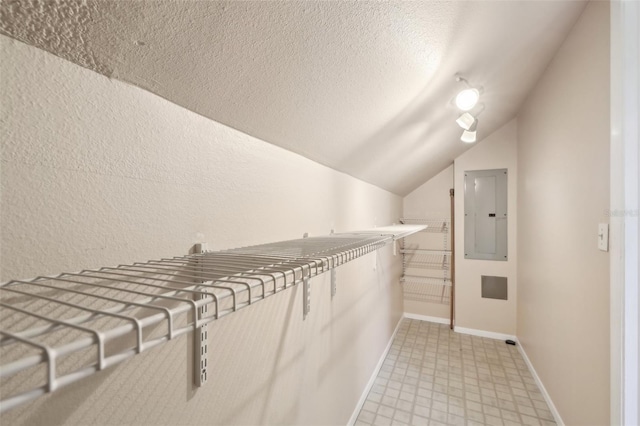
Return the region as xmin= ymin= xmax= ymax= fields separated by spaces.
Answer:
xmin=454 ymin=75 xmax=483 ymax=143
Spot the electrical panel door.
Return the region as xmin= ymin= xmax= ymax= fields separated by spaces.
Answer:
xmin=464 ymin=169 xmax=508 ymax=261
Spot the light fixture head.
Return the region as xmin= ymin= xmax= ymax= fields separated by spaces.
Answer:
xmin=455 ymin=88 xmax=480 ymax=111
xmin=461 ymin=129 xmax=477 ymax=143
xmin=456 ymin=112 xmax=476 ymax=130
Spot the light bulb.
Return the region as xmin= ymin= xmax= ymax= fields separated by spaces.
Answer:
xmin=456 ymin=112 xmax=476 ymax=130
xmin=455 ymin=88 xmax=480 ymax=111
xmin=461 ymin=130 xmax=477 ymax=143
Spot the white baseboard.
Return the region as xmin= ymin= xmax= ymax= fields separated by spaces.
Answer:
xmin=403 ymin=312 xmax=449 ymax=325
xmin=347 ymin=316 xmax=403 ymax=426
xmin=516 ymin=339 xmax=565 ymax=426
xmin=402 ymin=315 xmax=515 ymax=342
xmin=454 ymin=325 xmax=516 ymax=342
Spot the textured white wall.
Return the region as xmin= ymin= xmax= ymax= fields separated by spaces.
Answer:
xmin=0 ymin=36 xmax=402 ymax=425
xmin=516 ymin=2 xmax=610 ymax=424
xmin=454 ymin=120 xmax=518 ymax=336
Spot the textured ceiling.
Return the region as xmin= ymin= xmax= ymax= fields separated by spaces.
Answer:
xmin=0 ymin=0 xmax=586 ymax=195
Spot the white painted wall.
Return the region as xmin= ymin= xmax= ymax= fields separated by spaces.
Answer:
xmin=402 ymin=165 xmax=453 ymax=320
xmin=453 ymin=120 xmax=518 ymax=336
xmin=0 ymin=37 xmax=402 ymax=425
xmin=516 ymin=2 xmax=610 ymax=424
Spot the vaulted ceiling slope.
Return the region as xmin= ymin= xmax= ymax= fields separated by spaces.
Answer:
xmin=1 ymin=0 xmax=586 ymax=195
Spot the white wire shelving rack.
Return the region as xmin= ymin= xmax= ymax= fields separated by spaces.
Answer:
xmin=0 ymin=225 xmax=424 ymax=413
xmin=400 ymin=275 xmax=451 ymax=304
xmin=398 ymin=216 xmax=453 ymax=313
xmin=400 ymin=249 xmax=451 ymax=270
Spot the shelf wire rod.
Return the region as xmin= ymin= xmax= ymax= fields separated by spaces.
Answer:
xmin=227 ymin=236 xmax=366 ymax=250
xmin=0 ymin=329 xmax=188 ymax=413
xmin=186 ymin=253 xmax=296 ymax=266
xmin=224 ymin=249 xmax=334 ymax=264
xmin=163 ymin=257 xmax=308 ymax=282
xmin=198 ymin=252 xmax=307 ymax=261
xmin=98 ymin=265 xmax=226 ymax=282
xmin=151 ymin=258 xmax=320 ymax=300
xmin=400 ymin=249 xmax=452 ymax=254
xmin=183 ymin=256 xmax=326 ymax=279
xmin=230 ymin=255 xmax=329 ymax=275
xmin=121 ymin=265 xmax=287 ymax=299
xmin=50 ymin=273 xmax=201 ymax=322
xmin=178 ymin=261 xmax=295 ymax=292
xmin=228 ymin=239 xmax=386 ymax=257
xmin=212 ymin=260 xmax=305 ymax=285
xmin=2 ymin=277 xmax=195 ymax=328
xmin=227 ymin=240 xmax=382 ymax=258
xmin=116 ymin=264 xmax=251 ymax=311
xmin=96 ymin=266 xmax=276 ymax=306
xmin=151 ymin=256 xmax=325 ymax=287
xmin=62 ymin=272 xmax=217 ymax=318
xmin=0 ymin=285 xmax=203 ymax=375
xmin=0 ymin=285 xmax=144 ymax=352
xmin=193 ymin=254 xmax=308 ymax=271
xmin=92 ymin=268 xmax=248 ymax=307
xmin=0 ymin=282 xmax=196 ymax=347
xmin=22 ymin=277 xmax=179 ymax=340
xmin=0 ymin=330 xmax=56 ymax=392
xmin=183 ymin=257 xmax=299 ymax=283
xmin=102 ymin=264 xmax=278 ymax=293
xmin=81 ymin=268 xmax=219 ymax=306
xmin=118 ymin=263 xmax=292 ymax=287
xmin=0 ymin=302 xmax=106 ymax=371
xmin=84 ymin=269 xmax=259 ymax=308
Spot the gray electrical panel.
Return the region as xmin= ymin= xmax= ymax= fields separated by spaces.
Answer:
xmin=464 ymin=169 xmax=508 ymax=261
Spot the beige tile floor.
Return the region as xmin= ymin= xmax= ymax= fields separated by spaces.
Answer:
xmin=355 ymin=319 xmax=556 ymax=426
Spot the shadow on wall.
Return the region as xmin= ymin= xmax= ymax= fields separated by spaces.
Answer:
xmin=316 ymin=251 xmax=396 ymax=385
xmin=200 ymin=284 xmax=303 ymax=426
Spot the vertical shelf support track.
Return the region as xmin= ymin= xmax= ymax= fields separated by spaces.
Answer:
xmin=302 ymin=232 xmax=311 ymax=319
xmin=330 ymin=229 xmax=337 ymax=298
xmin=194 ymin=242 xmax=209 ymax=387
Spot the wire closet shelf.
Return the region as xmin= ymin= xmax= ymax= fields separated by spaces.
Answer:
xmin=398 ymin=215 xmax=453 ymax=311
xmin=400 ymin=249 xmax=451 ymax=270
xmin=399 ymin=218 xmax=450 ymax=233
xmin=0 ymin=225 xmax=423 ymax=413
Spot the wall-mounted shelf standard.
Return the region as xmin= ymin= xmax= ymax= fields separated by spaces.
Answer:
xmin=0 ymin=225 xmax=424 ymax=413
